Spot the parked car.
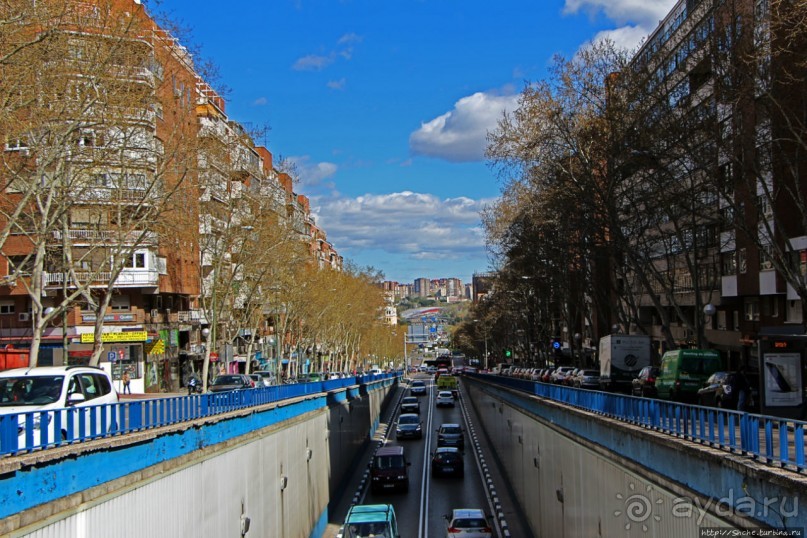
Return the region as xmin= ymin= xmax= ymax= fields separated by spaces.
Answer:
xmin=431 ymin=447 xmax=464 ymax=478
xmin=300 ymin=372 xmax=324 ymax=383
xmin=208 ymin=374 xmax=253 ymax=393
xmin=247 ymin=374 xmax=262 ymax=388
xmin=697 ymin=370 xmax=759 ymax=411
xmin=410 ymin=380 xmax=427 ymax=396
xmin=551 ymin=366 xmax=575 ymax=384
xmin=400 ymin=396 xmax=420 ymax=414
xmin=565 ymin=368 xmax=582 ymax=386
xmin=541 ymin=368 xmax=555 ymax=383
xmin=435 ymin=391 xmax=455 ymax=407
xmin=436 ymin=423 xmax=465 ymax=450
xmin=252 ymin=370 xmax=276 ymax=386
xmin=0 ymin=366 xmax=119 ymax=448
xmin=338 ymin=504 xmax=400 ymax=538
xmin=631 ymin=366 xmax=660 ymax=397
xmin=395 ymin=413 xmax=423 ymax=440
xmin=444 ymin=508 xmax=492 ymax=538
xmin=575 ymin=369 xmax=601 ymax=389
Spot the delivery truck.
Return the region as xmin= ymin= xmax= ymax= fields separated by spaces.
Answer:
xmin=599 ymin=334 xmax=652 ymax=393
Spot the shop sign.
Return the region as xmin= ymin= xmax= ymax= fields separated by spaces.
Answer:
xmin=80 ymin=331 xmax=148 ymax=344
xmin=145 ymin=339 xmax=165 ymax=355
xmin=82 ymin=313 xmax=136 ymax=322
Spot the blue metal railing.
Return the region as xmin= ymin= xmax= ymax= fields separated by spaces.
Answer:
xmin=473 ymin=374 xmax=806 ymax=473
xmin=0 ymin=373 xmax=398 ymax=457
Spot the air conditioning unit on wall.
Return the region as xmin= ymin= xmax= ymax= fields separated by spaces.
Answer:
xmin=18 ymin=313 xmax=30 ymax=322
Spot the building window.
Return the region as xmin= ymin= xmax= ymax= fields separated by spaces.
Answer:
xmin=760 ymin=244 xmax=773 ymax=270
xmin=127 ymin=252 xmax=147 ymax=269
xmin=721 ymin=252 xmax=737 ymax=275
xmin=110 ymin=295 xmax=130 ymax=311
xmin=738 ymin=248 xmax=747 ymax=274
xmin=76 ymin=130 xmax=102 ymax=147
xmin=0 ymin=302 xmax=15 ymax=315
xmin=744 ymin=299 xmax=760 ymax=321
xmin=4 ymin=138 xmax=29 ymax=152
xmin=7 ymin=255 xmax=33 ymax=276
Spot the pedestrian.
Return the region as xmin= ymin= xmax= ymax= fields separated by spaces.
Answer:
xmin=734 ymin=365 xmax=751 ymax=411
xmin=122 ymin=370 xmax=131 ymax=394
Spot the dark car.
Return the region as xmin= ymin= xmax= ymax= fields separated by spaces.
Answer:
xmin=396 ymin=413 xmax=423 ymax=440
xmin=631 ymin=366 xmax=660 ymax=397
xmin=400 ymin=396 xmax=420 ymax=414
xmin=370 ymin=445 xmax=410 ymax=493
xmin=697 ymin=371 xmax=759 ymax=411
xmin=431 ymin=447 xmax=464 ymax=478
xmin=410 ymin=380 xmax=427 ymax=396
xmin=208 ymin=374 xmax=253 ymax=393
xmin=436 ymin=423 xmax=464 ymax=450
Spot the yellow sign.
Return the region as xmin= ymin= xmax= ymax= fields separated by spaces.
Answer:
xmin=80 ymin=331 xmax=148 ymax=344
xmin=145 ymin=339 xmax=165 ymax=355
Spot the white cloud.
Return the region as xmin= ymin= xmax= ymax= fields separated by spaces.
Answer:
xmin=409 ymin=91 xmax=519 ymax=163
xmin=293 ymin=53 xmax=335 ymax=71
xmin=293 ymin=33 xmax=363 ymax=72
xmin=327 ymin=78 xmax=347 ymax=90
xmin=564 ymin=0 xmax=678 ymax=50
xmin=563 ymin=0 xmax=675 ymax=27
xmin=288 ymin=155 xmax=338 ymax=186
xmin=591 ymin=25 xmax=653 ymax=51
xmin=252 ymin=97 xmax=267 ymax=106
xmin=311 ymin=191 xmax=493 ymax=261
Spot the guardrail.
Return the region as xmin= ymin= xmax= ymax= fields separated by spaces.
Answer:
xmin=472 ymin=374 xmax=806 ymax=473
xmin=0 ymin=373 xmax=399 ymax=457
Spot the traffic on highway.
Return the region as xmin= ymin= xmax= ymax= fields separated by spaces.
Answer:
xmin=331 ymin=372 xmax=502 ymax=538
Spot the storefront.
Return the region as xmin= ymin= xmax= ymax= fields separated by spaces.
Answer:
xmin=76 ymin=330 xmax=147 ymax=393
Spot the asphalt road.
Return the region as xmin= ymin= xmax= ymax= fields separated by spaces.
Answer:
xmin=324 ymin=374 xmax=532 ymax=538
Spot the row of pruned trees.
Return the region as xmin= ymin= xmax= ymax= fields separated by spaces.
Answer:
xmin=463 ymin=1 xmax=807 ymax=364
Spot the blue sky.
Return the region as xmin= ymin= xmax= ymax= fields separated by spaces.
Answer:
xmin=152 ymin=0 xmax=676 ymax=284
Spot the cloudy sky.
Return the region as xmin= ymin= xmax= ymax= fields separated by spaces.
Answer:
xmin=162 ymin=0 xmax=677 ymax=283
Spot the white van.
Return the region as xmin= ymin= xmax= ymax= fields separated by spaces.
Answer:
xmin=0 ymin=366 xmax=119 ymax=450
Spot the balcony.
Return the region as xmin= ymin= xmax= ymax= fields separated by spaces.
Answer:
xmin=52 ymin=229 xmax=158 ymax=246
xmin=177 ymin=309 xmax=203 ymax=323
xmin=44 ymin=269 xmax=159 ymax=288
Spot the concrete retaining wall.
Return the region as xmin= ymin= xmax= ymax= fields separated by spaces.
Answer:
xmin=465 ymin=377 xmax=807 ymax=536
xmin=0 ymin=378 xmax=397 ymax=538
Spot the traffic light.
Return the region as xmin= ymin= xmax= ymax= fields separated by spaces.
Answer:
xmin=504 ymin=349 xmax=512 ymax=359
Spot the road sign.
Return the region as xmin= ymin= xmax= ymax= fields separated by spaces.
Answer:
xmin=107 ymin=351 xmax=117 ymax=362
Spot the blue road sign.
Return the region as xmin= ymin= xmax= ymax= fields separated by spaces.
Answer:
xmin=107 ymin=351 xmax=117 ymax=362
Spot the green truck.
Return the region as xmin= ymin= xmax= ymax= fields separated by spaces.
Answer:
xmin=655 ymin=348 xmax=723 ymax=402
xmin=436 ymin=374 xmax=458 ymax=397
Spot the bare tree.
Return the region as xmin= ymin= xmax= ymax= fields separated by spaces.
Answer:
xmin=0 ymin=0 xmax=198 ymax=365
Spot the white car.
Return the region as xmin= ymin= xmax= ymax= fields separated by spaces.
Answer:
xmin=0 ymin=366 xmax=119 ymax=451
xmin=445 ymin=508 xmax=492 ymax=538
xmin=435 ymin=391 xmax=455 ymax=407
xmin=252 ymin=370 xmax=276 ymax=387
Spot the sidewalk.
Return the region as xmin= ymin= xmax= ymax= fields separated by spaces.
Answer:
xmin=119 ymin=392 xmax=184 ymax=400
